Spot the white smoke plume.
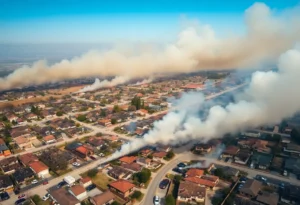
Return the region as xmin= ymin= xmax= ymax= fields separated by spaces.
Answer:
xmin=135 ymin=77 xmax=154 ymax=85
xmin=184 ymin=144 xmax=226 ymax=169
xmin=78 ymin=76 xmax=130 ymax=92
xmin=105 ymin=48 xmax=300 ymax=162
xmin=1 ymin=2 xmax=300 ymax=90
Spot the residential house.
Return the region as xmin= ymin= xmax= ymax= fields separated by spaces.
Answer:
xmin=108 ymin=166 xmax=132 ymax=180
xmin=238 ymin=139 xmax=257 ymax=149
xmin=252 ymin=140 xmax=273 ymax=153
xmin=241 ymin=130 xmax=261 ymax=138
xmin=157 ymin=145 xmax=172 ymax=153
xmin=18 ymin=153 xmax=39 ymax=166
xmin=108 ymin=179 xmax=135 ymax=198
xmin=239 ymin=179 xmax=262 ymax=198
xmin=14 ymin=136 xmax=32 ymax=150
xmin=75 ymin=145 xmax=94 ymax=160
xmin=98 ymin=119 xmax=112 ymax=127
xmin=281 ymin=184 xmax=300 ymax=204
xmin=0 ymin=156 xmax=20 ymax=174
xmin=284 ymin=143 xmax=300 ymax=155
xmin=221 ymin=146 xmax=239 ymax=158
xmin=90 ymin=191 xmax=115 ymax=205
xmin=250 ymin=152 xmax=273 ymax=170
xmin=177 ymin=181 xmax=206 ymax=203
xmin=29 ymin=161 xmax=49 ymax=178
xmin=12 ymin=167 xmax=35 ymax=184
xmin=43 ymin=135 xmax=56 ymax=144
xmin=234 ymin=150 xmax=252 ymax=165
xmin=136 ymin=109 xmax=148 ymax=116
xmin=136 ymin=157 xmax=151 ymax=168
xmin=0 ymin=175 xmax=14 ymax=193
xmin=284 ymin=158 xmax=300 ymax=175
xmin=139 ymin=149 xmax=153 ymax=157
xmin=256 ymin=192 xmax=279 ymax=205
xmin=152 ymin=151 xmax=167 ymax=161
xmin=69 ymin=185 xmax=87 ymax=200
xmin=121 ymin=163 xmax=143 ymax=173
xmin=0 ymin=138 xmax=11 ymax=158
xmin=185 ymin=168 xmax=204 ymax=178
xmin=185 ymin=175 xmax=219 ymax=190
xmin=217 ymin=166 xmax=240 ymax=177
xmin=270 ymin=157 xmax=284 ymax=172
xmin=6 ymin=113 xmax=18 ymax=122
xmin=25 ymin=113 xmax=38 ymax=120
xmin=49 ymin=187 xmax=80 ymax=205
xmin=80 ymin=177 xmax=92 ymax=188
xmin=119 ymin=156 xmax=137 ymax=164
xmin=87 ymin=137 xmax=106 ymax=149
xmin=194 ymin=143 xmax=212 ymax=154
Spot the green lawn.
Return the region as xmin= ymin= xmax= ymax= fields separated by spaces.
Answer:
xmin=91 ymin=172 xmax=114 ymax=191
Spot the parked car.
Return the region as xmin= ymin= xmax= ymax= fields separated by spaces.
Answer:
xmin=43 ymin=180 xmax=49 ymax=185
xmin=90 ymin=156 xmax=96 ymax=160
xmin=56 ymin=181 xmax=67 ymax=188
xmin=72 ymin=162 xmax=81 ymax=167
xmin=172 ymin=167 xmax=185 ymax=174
xmin=0 ymin=192 xmax=10 ymax=201
xmin=31 ymin=179 xmax=38 ymax=184
xmin=18 ymin=194 xmax=25 ymax=199
xmin=42 ymin=193 xmax=50 ymax=201
xmin=177 ymin=162 xmax=186 ymax=169
xmin=159 ymin=179 xmax=170 ymax=189
xmin=86 ymin=184 xmax=96 ymax=192
xmin=15 ymin=198 xmax=26 ymax=205
xmin=153 ymin=196 xmax=160 ymax=205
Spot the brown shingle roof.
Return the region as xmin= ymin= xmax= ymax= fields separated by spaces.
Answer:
xmin=178 ymin=181 xmax=206 ymax=199
xmin=19 ymin=153 xmax=39 ymax=166
xmin=90 ymin=191 xmax=115 ymax=205
xmin=239 ymin=179 xmax=262 ymax=197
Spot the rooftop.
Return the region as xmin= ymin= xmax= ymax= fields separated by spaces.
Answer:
xmin=109 ymin=179 xmax=135 ymax=193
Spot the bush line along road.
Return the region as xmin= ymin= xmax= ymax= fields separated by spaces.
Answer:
xmin=4 ymin=84 xmax=245 ymax=205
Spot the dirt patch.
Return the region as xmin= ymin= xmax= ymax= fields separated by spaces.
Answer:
xmin=0 ymin=95 xmax=60 ymax=108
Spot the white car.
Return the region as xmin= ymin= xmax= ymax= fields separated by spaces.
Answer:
xmin=72 ymin=162 xmax=81 ymax=167
xmin=31 ymin=179 xmax=38 ymax=184
xmin=154 ymin=196 xmax=160 ymax=205
xmin=42 ymin=193 xmax=50 ymax=201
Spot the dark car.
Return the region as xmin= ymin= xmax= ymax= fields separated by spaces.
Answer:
xmin=15 ymin=198 xmax=26 ymax=205
xmin=56 ymin=181 xmax=67 ymax=188
xmin=43 ymin=180 xmax=49 ymax=185
xmin=0 ymin=192 xmax=10 ymax=201
xmin=86 ymin=184 xmax=96 ymax=192
xmin=177 ymin=162 xmax=186 ymax=169
xmin=90 ymin=156 xmax=96 ymax=160
xmin=172 ymin=167 xmax=185 ymax=174
xmin=159 ymin=179 xmax=170 ymax=189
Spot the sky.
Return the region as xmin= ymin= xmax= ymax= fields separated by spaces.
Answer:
xmin=1 ymin=0 xmax=299 ymax=44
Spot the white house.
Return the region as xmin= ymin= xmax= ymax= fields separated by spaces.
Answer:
xmin=29 ymin=161 xmax=49 ymax=178
xmin=80 ymin=177 xmax=92 ymax=188
xmin=69 ymin=185 xmax=87 ymax=200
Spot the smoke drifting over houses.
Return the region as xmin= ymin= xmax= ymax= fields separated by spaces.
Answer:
xmin=135 ymin=77 xmax=154 ymax=85
xmin=78 ymin=76 xmax=130 ymax=92
xmin=106 ymin=48 xmax=300 ymax=161
xmin=1 ymin=3 xmax=300 ymax=90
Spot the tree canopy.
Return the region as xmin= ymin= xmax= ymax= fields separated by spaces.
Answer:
xmin=133 ymin=168 xmax=151 ymax=183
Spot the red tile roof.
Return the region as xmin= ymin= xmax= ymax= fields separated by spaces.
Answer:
xmin=70 ymin=185 xmax=86 ymax=196
xmin=43 ymin=135 xmax=55 ymax=141
xmin=80 ymin=177 xmax=91 ymax=184
xmin=109 ymin=180 xmax=135 ymax=193
xmin=185 ymin=177 xmax=216 ymax=188
xmin=153 ymin=151 xmax=167 ymax=158
xmin=19 ymin=153 xmax=39 ymax=166
xmin=185 ymin=168 xmax=204 ymax=177
xmin=76 ymin=146 xmax=88 ymax=155
xmin=119 ymin=156 xmax=137 ymax=164
xmin=29 ymin=161 xmax=48 ymax=173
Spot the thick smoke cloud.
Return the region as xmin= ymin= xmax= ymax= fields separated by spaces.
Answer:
xmin=134 ymin=77 xmax=154 ymax=85
xmin=78 ymin=76 xmax=130 ymax=92
xmin=106 ymin=48 xmax=300 ymax=161
xmin=1 ymin=3 xmax=300 ymax=90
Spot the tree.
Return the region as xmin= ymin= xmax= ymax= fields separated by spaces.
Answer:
xmin=100 ymin=109 xmax=107 ymax=117
xmin=131 ymin=96 xmax=142 ymax=110
xmin=291 ymin=129 xmax=300 ymax=144
xmin=56 ymin=111 xmax=64 ymax=116
xmin=77 ymin=115 xmax=86 ymax=122
xmin=131 ymin=190 xmax=142 ymax=199
xmin=1 ymin=115 xmax=7 ymax=121
xmin=133 ymin=168 xmax=151 ymax=183
xmin=165 ymin=151 xmax=175 ymax=160
xmin=31 ymin=194 xmax=42 ymax=204
xmin=111 ymin=202 xmax=121 ymax=205
xmin=214 ymin=168 xmax=225 ymax=178
xmin=87 ymin=169 xmax=98 ymax=178
xmin=128 ymin=105 xmax=137 ymax=112
xmin=111 ymin=118 xmax=117 ymax=124
xmin=113 ymin=105 xmax=121 ymax=113
xmin=165 ymin=195 xmax=176 ymax=205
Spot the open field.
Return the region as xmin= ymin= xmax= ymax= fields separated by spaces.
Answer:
xmin=0 ymin=95 xmax=61 ymax=108
xmin=47 ymin=85 xmax=84 ymax=95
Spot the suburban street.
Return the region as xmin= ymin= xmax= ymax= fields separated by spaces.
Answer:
xmin=5 ymin=84 xmax=247 ymax=205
